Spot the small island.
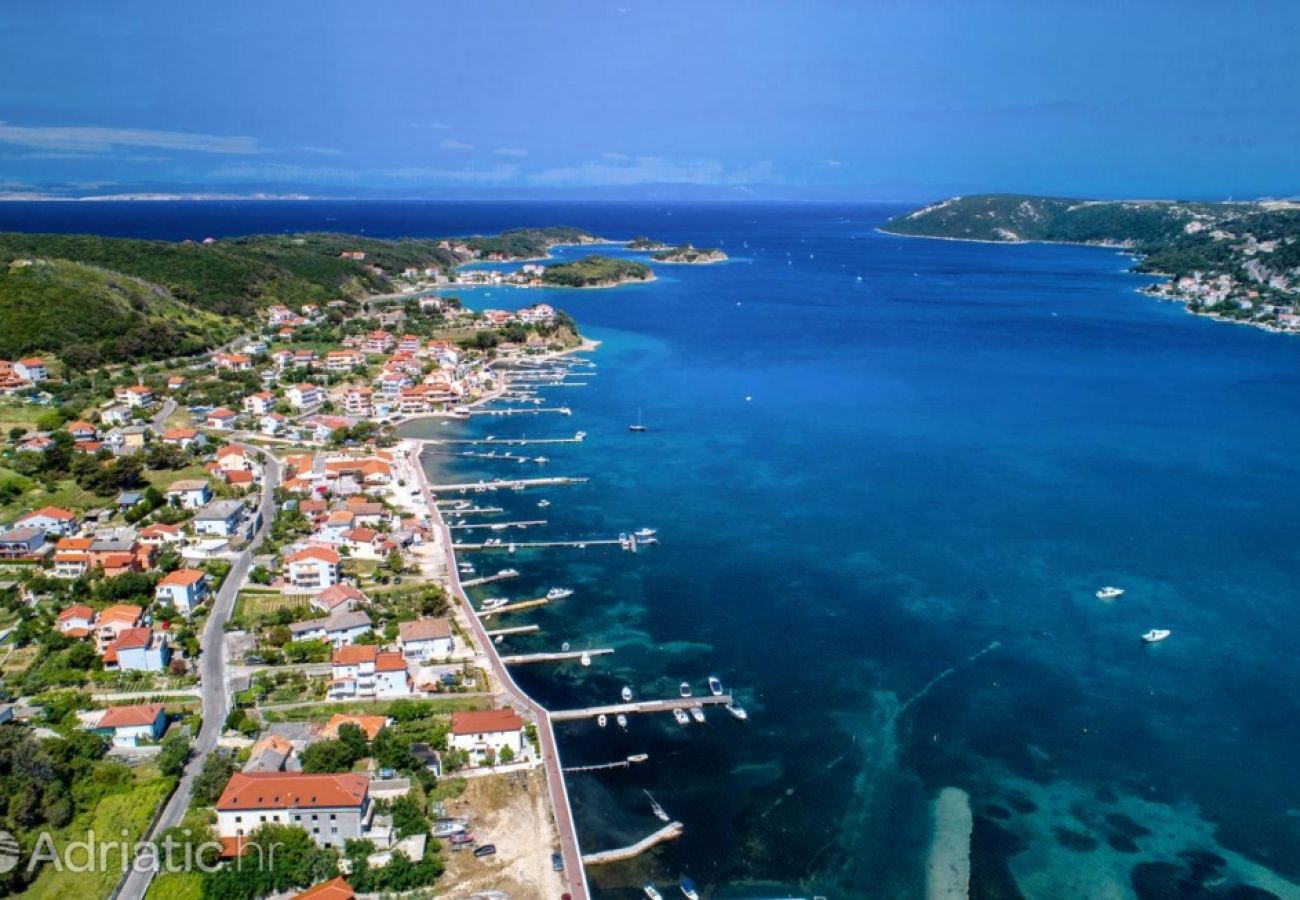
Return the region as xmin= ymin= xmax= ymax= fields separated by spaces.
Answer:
xmin=541 ymin=254 xmax=654 ymax=288
xmin=626 ymin=235 xmax=668 ymax=251
xmin=650 ymin=243 xmax=728 ymax=264
xmin=881 ymin=194 xmax=1300 ymax=335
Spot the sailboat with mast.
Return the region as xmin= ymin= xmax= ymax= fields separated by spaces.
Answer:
xmin=629 ymin=408 xmax=647 ymax=432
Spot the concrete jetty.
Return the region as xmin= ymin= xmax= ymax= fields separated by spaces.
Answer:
xmin=582 ymin=822 xmax=684 ymax=865
xmin=455 ymin=538 xmax=623 ymax=551
xmin=449 ymin=519 xmax=548 ymax=531
xmin=502 ymin=648 xmax=615 ymax=665
xmin=460 ymin=569 xmax=520 ymax=587
xmin=427 ymin=476 xmax=587 ymax=492
xmin=470 ymin=406 xmax=572 ymax=417
xmin=476 ymin=597 xmax=549 ymax=617
xmin=427 ymin=435 xmax=586 ymax=446
xmin=484 ymin=624 xmax=539 ymax=637
xmin=551 ymin=695 xmax=733 ymax=722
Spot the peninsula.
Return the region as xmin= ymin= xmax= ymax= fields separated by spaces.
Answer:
xmin=540 ymin=254 xmax=653 ymax=288
xmin=882 ymin=195 xmax=1300 ymax=334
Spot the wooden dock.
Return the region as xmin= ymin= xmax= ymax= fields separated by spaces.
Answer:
xmin=460 ymin=570 xmax=519 ymax=587
xmin=563 ymin=755 xmax=649 ymax=774
xmin=475 ymin=597 xmax=549 ymax=618
xmin=582 ymin=822 xmax=684 ymax=865
xmin=449 ymin=519 xmax=547 ymax=531
xmin=484 ymin=624 xmax=539 ymax=637
xmin=501 ymin=648 xmax=614 ymax=665
xmin=428 ymin=476 xmax=587 ymax=492
xmin=550 ymin=694 xmax=733 ymax=722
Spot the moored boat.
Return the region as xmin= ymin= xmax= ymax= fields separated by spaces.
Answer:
xmin=580 ymin=651 xmax=592 ymax=667
xmin=708 ymin=676 xmax=723 ymax=697
xmin=645 ymin=790 xmax=670 ymax=821
xmin=690 ymin=706 xmax=705 ymax=724
xmin=679 ymin=682 xmax=692 ymax=698
xmin=616 ymin=713 xmax=628 ymax=729
xmin=644 ymin=885 xmax=663 ymax=900
xmin=1141 ymin=629 xmax=1171 ymax=643
xmin=1096 ymin=586 xmax=1125 ymax=600
xmin=673 ymin=708 xmax=690 ymax=726
xmin=621 ymin=685 xmax=633 ymax=702
xmin=627 ymin=753 xmax=649 ymax=763
xmin=725 ymin=703 xmax=749 ymax=721
xmin=597 ymin=714 xmax=608 ymax=728
xmin=546 ymin=587 xmax=574 ymax=600
xmin=479 ymin=597 xmax=509 ymax=611
xmin=681 ymin=878 xmax=700 ymax=900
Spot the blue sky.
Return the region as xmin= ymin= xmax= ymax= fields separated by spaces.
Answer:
xmin=1 ymin=0 xmax=1298 ymax=199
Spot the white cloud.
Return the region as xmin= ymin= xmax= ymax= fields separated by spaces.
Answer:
xmin=529 ymin=156 xmax=774 ymax=187
xmin=0 ymin=122 xmax=262 ymax=154
xmin=438 ymin=138 xmax=475 ymax=150
xmin=494 ymin=147 xmax=527 ymax=157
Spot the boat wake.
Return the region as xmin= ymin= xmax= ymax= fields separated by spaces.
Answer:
xmin=894 ymin=640 xmax=1001 ymax=720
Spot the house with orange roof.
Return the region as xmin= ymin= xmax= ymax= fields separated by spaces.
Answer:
xmin=103 ymin=627 xmax=170 ymax=672
xmin=309 ymin=582 xmax=367 ymax=614
xmin=340 ymin=527 xmax=387 ymax=560
xmin=294 ymin=876 xmax=356 ymax=900
xmin=325 ymin=349 xmax=364 ymax=373
xmin=286 ymin=546 xmax=341 ymax=590
xmin=363 ymin=330 xmax=394 ymax=353
xmin=57 ymin=604 xmax=96 ymax=638
xmin=205 ymin=408 xmax=238 ymax=430
xmin=67 ymin=420 xmax=98 ymax=441
xmin=213 ymin=352 xmax=253 ymax=371
xmin=397 ymin=618 xmax=453 ymax=661
xmin=114 ymin=383 xmax=155 ymax=407
xmin=167 ymin=375 xmax=187 ymax=391
xmin=242 ymin=391 xmax=277 ymax=417
xmin=88 ymin=703 xmax=168 ymax=747
xmin=216 ymin=772 xmax=371 ymax=848
xmin=155 ymin=568 xmax=210 ymax=616
xmin=139 ymin=522 xmax=181 ymax=545
xmin=244 ymin=734 xmax=297 ymax=773
xmin=94 ymin=604 xmax=143 ymax=651
xmin=14 ymin=357 xmax=48 ymax=382
xmin=287 ymin=383 xmax=323 ymax=409
xmin=449 ymin=709 xmax=526 ymax=763
xmin=216 ymin=445 xmax=256 ymax=472
xmin=13 ymin=506 xmax=79 ymax=537
xmin=161 ymin=426 xmax=204 ymax=449
xmin=53 ymin=536 xmax=94 ymax=578
xmin=328 ymin=645 xmax=410 ymax=701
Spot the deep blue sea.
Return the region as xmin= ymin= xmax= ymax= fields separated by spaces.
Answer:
xmin=6 ymin=201 xmax=1299 ymax=899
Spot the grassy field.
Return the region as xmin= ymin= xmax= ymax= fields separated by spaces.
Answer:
xmin=142 ymin=460 xmax=211 ymax=493
xmin=260 ymin=694 xmax=490 ymax=722
xmin=233 ymin=590 xmax=310 ymax=623
xmin=22 ymin=765 xmax=175 ymax=900
xmin=144 ymin=872 xmax=204 ymax=900
xmin=0 ymin=401 xmax=50 ymax=434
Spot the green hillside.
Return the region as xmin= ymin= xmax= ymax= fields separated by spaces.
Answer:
xmin=0 ymin=258 xmax=235 ymax=367
xmin=542 ymin=255 xmax=653 ymax=287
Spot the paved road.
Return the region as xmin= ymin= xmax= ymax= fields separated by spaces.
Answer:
xmin=412 ymin=445 xmax=591 ymax=900
xmin=116 ymin=444 xmax=279 ymax=900
xmin=150 ymin=398 xmax=177 ymax=434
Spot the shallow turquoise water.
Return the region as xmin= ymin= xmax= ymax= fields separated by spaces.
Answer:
xmin=11 ymin=201 xmax=1298 ymax=899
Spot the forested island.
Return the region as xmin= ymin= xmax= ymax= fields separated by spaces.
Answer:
xmin=882 ymin=195 xmax=1300 ymax=333
xmin=626 ymin=236 xmax=668 ymax=250
xmin=0 ymin=227 xmax=602 ymax=366
xmin=650 ymin=243 xmax=728 ymax=264
xmin=541 ymin=255 xmax=654 ymax=288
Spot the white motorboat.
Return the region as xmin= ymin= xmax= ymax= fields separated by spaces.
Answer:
xmin=621 ymin=686 xmax=633 ymax=702
xmin=725 ymin=703 xmax=749 ymax=721
xmin=627 ymin=753 xmax=649 ymax=764
xmin=507 ymin=543 xmax=517 ymax=555
xmin=580 ymin=651 xmax=592 ymax=667
xmin=537 ymin=499 xmax=551 ymax=508
xmin=480 ymin=597 xmax=509 ymax=611
xmin=1096 ymin=586 xmax=1125 ymax=600
xmin=616 ymin=713 xmax=628 ymax=729
xmin=673 ymin=708 xmax=690 ymax=726
xmin=690 ymin=706 xmax=705 ymax=724
xmin=498 ymin=568 xmax=519 ymax=577
xmin=1141 ymin=629 xmax=1171 ymax=643
xmin=494 ymin=635 xmax=503 ymax=645
xmin=708 ymin=676 xmax=723 ymax=697
xmin=681 ymin=878 xmax=700 ymax=900
xmin=561 ymin=641 xmax=571 ymax=652
xmin=679 ymin=682 xmax=692 ymax=698
xmin=645 ymin=790 xmax=670 ymax=822
xmin=644 ymin=885 xmax=663 ymax=900
xmin=546 ymin=587 xmax=574 ymax=600
xmin=597 ymin=714 xmax=608 ymax=728
xmin=575 ymin=431 xmax=587 ymax=441
xmin=634 ymin=527 xmax=657 ymax=539
xmin=534 ymin=456 xmax=549 ymax=464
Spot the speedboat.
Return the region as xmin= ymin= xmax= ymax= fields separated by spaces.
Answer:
xmin=708 ymin=676 xmax=723 ymax=697
xmin=645 ymin=790 xmax=669 ymax=822
xmin=1141 ymin=629 xmax=1171 ymax=643
xmin=621 ymin=686 xmax=633 ymax=702
xmin=494 ymin=635 xmax=503 ymax=645
xmin=537 ymin=499 xmax=551 ymax=508
xmin=627 ymin=753 xmax=649 ymax=764
xmin=498 ymin=568 xmax=519 ymax=577
xmin=644 ymin=885 xmax=663 ymax=900
xmin=575 ymin=431 xmax=587 ymax=440
xmin=1096 ymin=586 xmax=1125 ymax=600
xmin=634 ymin=527 xmax=657 ymax=539
xmin=580 ymin=651 xmax=592 ymax=667
xmin=690 ymin=706 xmax=705 ymax=724
xmin=673 ymin=708 xmax=690 ymax=726
xmin=681 ymin=879 xmax=700 ymax=900
xmin=533 ymin=456 xmax=549 ymax=464
xmin=597 ymin=714 xmax=608 ymax=728
xmin=679 ymin=682 xmax=692 ymax=698
xmin=507 ymin=543 xmax=517 ymax=555
xmin=480 ymin=597 xmax=509 ymax=611
xmin=546 ymin=587 xmax=574 ymax=600
xmin=725 ymin=703 xmax=749 ymax=721
xmin=616 ymin=713 xmax=628 ymax=729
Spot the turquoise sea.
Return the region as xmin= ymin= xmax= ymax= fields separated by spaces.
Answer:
xmin=7 ymin=201 xmax=1300 ymax=899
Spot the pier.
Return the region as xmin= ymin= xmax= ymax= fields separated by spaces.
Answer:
xmin=454 ymin=538 xmax=624 ymax=551
xmin=440 ymin=506 xmax=505 ymax=517
xmin=581 ymin=822 xmax=685 ymax=865
xmin=426 ymin=435 xmax=586 ymax=446
xmin=550 ymin=695 xmax=733 ymax=722
xmin=484 ymin=624 xmax=539 ymax=637
xmin=475 ymin=597 xmax=549 ymax=617
xmin=449 ymin=519 xmax=548 ymax=531
xmin=563 ymin=755 xmax=650 ymax=774
xmin=460 ymin=569 xmax=520 ymax=587
xmin=501 ymin=648 xmax=615 ymax=665
xmin=427 ymin=476 xmax=587 ymax=492
xmin=471 ymin=406 xmax=572 ymax=417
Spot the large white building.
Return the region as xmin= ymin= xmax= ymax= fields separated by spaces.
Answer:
xmin=397 ymin=618 xmax=453 ymax=661
xmin=328 ymin=645 xmax=411 ymax=701
xmin=215 ymin=772 xmax=371 ymax=849
xmin=448 ymin=709 xmax=526 ymax=764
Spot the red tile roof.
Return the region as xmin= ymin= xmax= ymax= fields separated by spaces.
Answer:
xmin=450 ymin=708 xmax=524 ymax=735
xmin=159 ymin=568 xmax=206 ymax=587
xmin=58 ymin=604 xmax=95 ymax=622
xmin=294 ymin=877 xmax=356 ymax=900
xmin=215 ymin=773 xmax=369 ymax=811
xmin=98 ymin=703 xmax=165 ymax=729
xmin=332 ymin=644 xmax=378 ymax=666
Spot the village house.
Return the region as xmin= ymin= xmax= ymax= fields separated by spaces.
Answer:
xmin=0 ymin=526 xmax=47 ymax=560
xmin=94 ymin=604 xmax=144 ymax=651
xmin=309 ymin=582 xmax=367 ymax=614
xmin=14 ymin=357 xmax=48 ymax=382
xmin=193 ymin=500 xmax=246 ymax=537
xmin=286 ymin=546 xmax=342 ymax=590
xmin=104 ymin=627 xmax=171 ymax=672
xmin=448 ymin=709 xmax=526 ymax=764
xmin=260 ymin=412 xmax=290 ymax=435
xmin=56 ymin=604 xmax=96 ymax=638
xmin=67 ymin=420 xmax=98 ymax=441
xmin=161 ymin=427 xmax=204 ymax=449
xmin=90 ymin=703 xmax=168 ymax=748
xmin=214 ymin=353 xmax=253 ymax=372
xmin=327 ymin=645 xmax=410 ymax=700
xmin=205 ymin=408 xmax=238 ymax=430
xmin=342 ymin=386 xmax=373 ymax=417
xmin=13 ymin=506 xmax=79 ymax=537
xmin=325 ymin=349 xmax=364 ymax=372
xmin=101 ymin=404 xmax=132 ymax=427
xmin=340 ymin=527 xmax=387 ymax=560
xmin=155 ymin=568 xmax=210 ymax=616
xmin=303 ymin=415 xmax=355 ymax=443
xmin=115 ymin=383 xmax=155 ymax=407
xmin=397 ymin=618 xmax=453 ymax=661
xmin=139 ymin=522 xmax=182 ymax=546
xmin=167 ymin=479 xmax=212 ymax=509
xmin=321 ymin=713 xmax=390 ymax=741
xmin=217 ymin=445 xmax=257 ymax=473
xmin=287 ymin=610 xmax=372 ymax=648
xmin=215 ymin=772 xmax=371 ymax=849
xmin=167 ymin=375 xmax=187 ymax=392
xmin=267 ymin=304 xmax=296 ymax=325
xmin=243 ymin=391 xmax=277 ymax=417
xmin=363 ymin=330 xmax=394 ymax=353
xmin=288 ymin=383 xmax=323 ymax=409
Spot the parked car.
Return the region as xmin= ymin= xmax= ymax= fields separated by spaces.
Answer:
xmin=552 ymin=851 xmax=564 ymax=871
xmin=474 ymin=844 xmax=497 ymax=858
xmin=449 ymin=833 xmax=474 ymax=845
